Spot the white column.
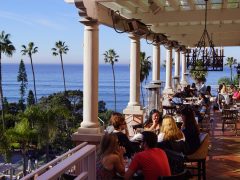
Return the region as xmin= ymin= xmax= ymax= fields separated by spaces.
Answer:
xmin=79 ymin=20 xmax=100 ymax=132
xmin=163 ymin=47 xmax=174 ymax=94
xmin=174 ymin=49 xmax=180 ymax=90
xmin=152 ymin=43 xmax=160 ymax=81
xmin=128 ymin=33 xmax=141 ymax=107
xmin=180 ymin=52 xmax=188 ymax=87
xmin=123 ymin=33 xmax=143 ymax=137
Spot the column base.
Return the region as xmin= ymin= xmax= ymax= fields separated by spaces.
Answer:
xmin=72 ymin=127 xmax=103 ymax=146
xmin=123 ymin=105 xmax=144 ymax=137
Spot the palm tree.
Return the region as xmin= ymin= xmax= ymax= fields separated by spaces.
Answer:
xmin=0 ymin=31 xmax=16 ymax=130
xmin=52 ymin=41 xmax=69 ymax=93
xmin=103 ymin=49 xmax=119 ymax=111
xmin=21 ymin=42 xmax=38 ymax=103
xmin=6 ymin=118 xmax=37 ymax=175
xmin=225 ymin=57 xmax=237 ymax=82
xmin=140 ymin=52 xmax=152 ymax=106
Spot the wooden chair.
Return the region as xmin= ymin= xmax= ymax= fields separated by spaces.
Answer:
xmin=185 ymin=133 xmax=209 ymax=180
xmin=158 ymin=169 xmax=191 ymax=180
xmin=222 ymin=109 xmax=238 ymax=135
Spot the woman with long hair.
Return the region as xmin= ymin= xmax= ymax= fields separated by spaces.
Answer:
xmin=96 ymin=133 xmax=125 ymax=179
xmin=144 ymin=109 xmax=162 ymax=135
xmin=180 ymin=105 xmax=200 ymax=155
xmin=111 ymin=112 xmax=137 ymax=157
xmin=158 ymin=116 xmax=185 ymax=142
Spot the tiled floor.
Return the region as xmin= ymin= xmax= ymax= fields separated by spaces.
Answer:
xmin=205 ymin=110 xmax=240 ymax=179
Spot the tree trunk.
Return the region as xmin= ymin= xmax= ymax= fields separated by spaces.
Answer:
xmin=112 ymin=64 xmax=116 ymax=112
xmin=30 ymin=55 xmax=37 ymax=103
xmin=141 ymin=83 xmax=145 ymax=107
xmin=230 ymin=67 xmax=233 ymax=82
xmin=60 ymin=53 xmax=67 ymax=94
xmin=22 ymin=148 xmax=27 ymax=176
xmin=0 ymin=53 xmax=4 ymax=130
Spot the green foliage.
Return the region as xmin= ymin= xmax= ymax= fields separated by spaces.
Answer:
xmin=17 ymin=59 xmax=28 ymax=107
xmin=0 ymin=130 xmax=11 ymax=162
xmin=190 ymin=60 xmax=208 ymax=84
xmin=0 ymin=31 xmax=16 ymax=130
xmin=21 ymin=42 xmax=38 ymax=103
xmin=218 ymin=77 xmax=232 ymax=85
xmin=27 ymin=90 xmax=35 ymax=106
xmin=225 ymin=57 xmax=238 ymax=82
xmin=98 ymin=110 xmax=113 ymax=125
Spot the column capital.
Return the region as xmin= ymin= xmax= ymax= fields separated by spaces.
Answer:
xmin=128 ymin=33 xmax=140 ymax=40
xmin=80 ymin=18 xmax=98 ymax=26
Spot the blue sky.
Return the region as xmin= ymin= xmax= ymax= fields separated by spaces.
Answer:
xmin=0 ymin=0 xmax=239 ymax=65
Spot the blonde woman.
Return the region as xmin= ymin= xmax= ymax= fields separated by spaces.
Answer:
xmin=96 ymin=133 xmax=125 ymax=180
xmin=158 ymin=116 xmax=185 ymax=143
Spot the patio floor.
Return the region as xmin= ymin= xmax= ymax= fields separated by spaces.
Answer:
xmin=205 ymin=110 xmax=240 ymax=179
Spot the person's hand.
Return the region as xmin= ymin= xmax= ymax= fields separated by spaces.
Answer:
xmin=118 ymin=146 xmax=126 ymax=156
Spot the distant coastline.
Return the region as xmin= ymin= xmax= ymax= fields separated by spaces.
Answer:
xmin=2 ymin=64 xmax=231 ymax=112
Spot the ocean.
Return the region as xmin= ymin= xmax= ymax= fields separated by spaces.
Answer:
xmin=2 ymin=63 xmax=232 ymax=112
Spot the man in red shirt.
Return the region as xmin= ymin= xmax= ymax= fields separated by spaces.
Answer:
xmin=124 ymin=131 xmax=171 ymax=180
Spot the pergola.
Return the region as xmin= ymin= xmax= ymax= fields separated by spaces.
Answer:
xmin=65 ymin=0 xmax=240 ymax=142
xmin=69 ymin=0 xmax=240 ymax=47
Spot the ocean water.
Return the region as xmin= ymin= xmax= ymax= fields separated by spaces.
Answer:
xmin=2 ymin=64 xmax=232 ymax=112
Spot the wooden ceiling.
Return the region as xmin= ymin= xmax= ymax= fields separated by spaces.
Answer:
xmin=97 ymin=0 xmax=240 ymax=47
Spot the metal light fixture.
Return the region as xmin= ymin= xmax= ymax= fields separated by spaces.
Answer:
xmin=186 ymin=0 xmax=224 ymax=71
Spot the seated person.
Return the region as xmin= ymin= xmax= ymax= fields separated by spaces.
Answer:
xmin=110 ymin=112 xmax=137 ymax=158
xmin=196 ymin=93 xmax=209 ymax=121
xmin=96 ymin=133 xmax=125 ymax=180
xmin=158 ymin=116 xmax=185 ymax=143
xmin=180 ymin=105 xmax=200 ymax=155
xmin=170 ymin=92 xmax=183 ymax=105
xmin=232 ymin=87 xmax=240 ymax=100
xmin=144 ymin=109 xmax=162 ymax=135
xmin=125 ymin=131 xmax=171 ymax=180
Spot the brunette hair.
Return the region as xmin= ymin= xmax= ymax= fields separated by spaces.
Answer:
xmin=98 ymin=133 xmax=119 ymax=157
xmin=110 ymin=112 xmax=125 ymax=129
xmin=141 ymin=131 xmax=157 ymax=148
xmin=145 ymin=109 xmax=162 ymax=126
xmin=180 ymin=105 xmax=199 ymax=135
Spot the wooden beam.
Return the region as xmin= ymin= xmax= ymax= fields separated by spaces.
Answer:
xmin=122 ymin=8 xmax=240 ymax=23
xmin=151 ymin=23 xmax=240 ymax=35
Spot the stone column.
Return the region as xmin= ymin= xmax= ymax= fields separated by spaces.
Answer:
xmin=152 ymin=43 xmax=160 ymax=81
xmin=174 ymin=49 xmax=180 ymax=90
xmin=127 ymin=33 xmax=141 ymax=107
xmin=180 ymin=52 xmax=188 ymax=87
xmin=123 ymin=33 xmax=144 ymax=137
xmin=163 ymin=47 xmax=174 ymax=95
xmin=72 ymin=19 xmax=102 ymax=144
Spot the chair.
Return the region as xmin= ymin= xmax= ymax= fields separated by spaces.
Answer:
xmin=185 ymin=133 xmax=209 ymax=180
xmin=158 ymin=169 xmax=191 ymax=180
xmin=162 ymin=106 xmax=177 ymax=116
xmin=222 ymin=109 xmax=238 ymax=135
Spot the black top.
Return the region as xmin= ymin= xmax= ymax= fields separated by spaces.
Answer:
xmin=113 ymin=131 xmax=138 ymax=158
xmin=182 ymin=128 xmax=200 ymax=155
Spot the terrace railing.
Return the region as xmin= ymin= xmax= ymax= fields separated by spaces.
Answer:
xmin=22 ymin=142 xmax=96 ymax=180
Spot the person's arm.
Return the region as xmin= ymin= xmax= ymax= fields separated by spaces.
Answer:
xmin=114 ymin=146 xmax=126 ymax=176
xmin=124 ymin=169 xmax=135 ymax=180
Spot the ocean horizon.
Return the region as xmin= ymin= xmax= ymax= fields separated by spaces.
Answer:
xmin=2 ymin=63 xmax=233 ymax=112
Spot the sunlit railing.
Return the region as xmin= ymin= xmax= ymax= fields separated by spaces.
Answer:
xmin=21 ymin=142 xmax=96 ymax=180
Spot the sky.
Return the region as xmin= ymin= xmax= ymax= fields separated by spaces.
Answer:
xmin=0 ymin=0 xmax=240 ymax=65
